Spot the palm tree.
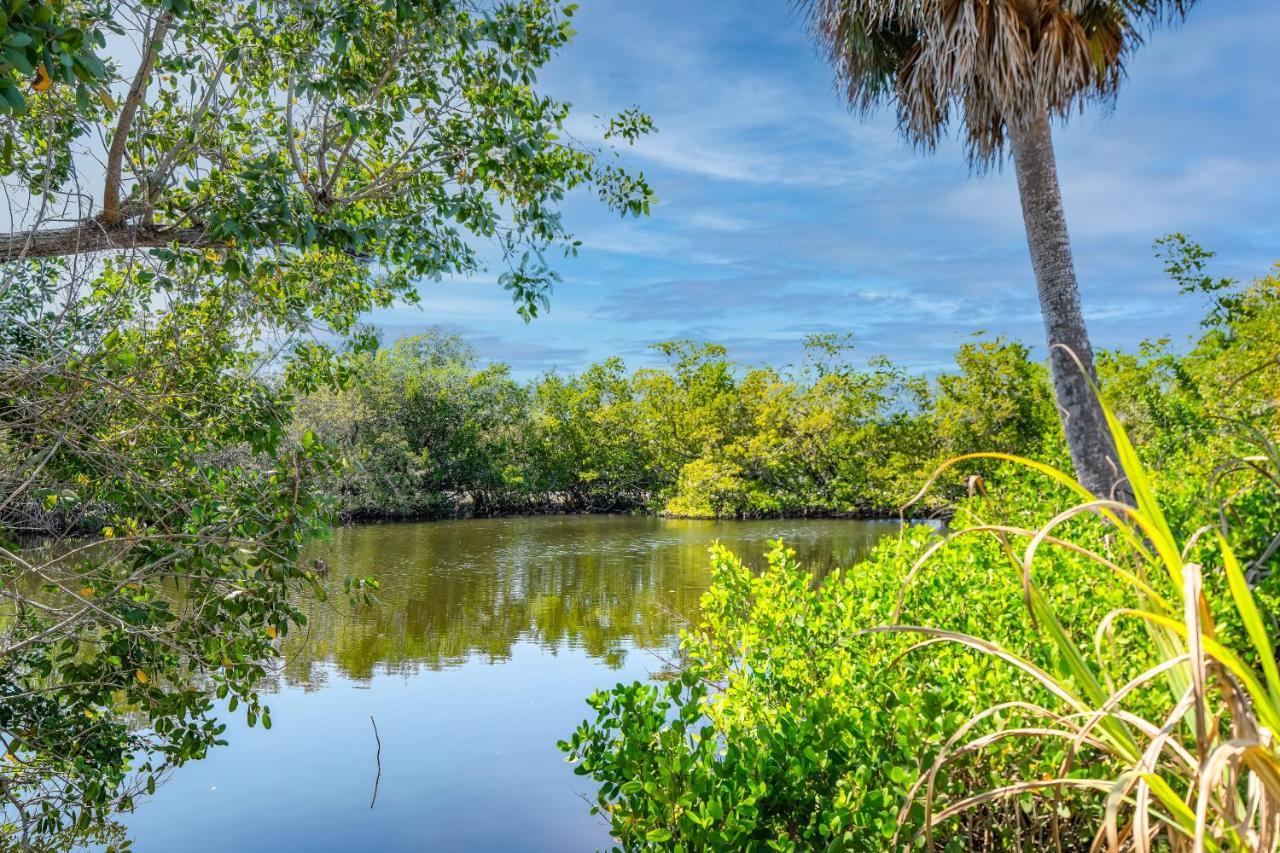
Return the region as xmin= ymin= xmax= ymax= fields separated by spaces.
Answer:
xmin=804 ymin=0 xmax=1195 ymax=501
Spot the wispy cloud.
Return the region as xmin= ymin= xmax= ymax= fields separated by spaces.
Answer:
xmin=376 ymin=0 xmax=1280 ymax=376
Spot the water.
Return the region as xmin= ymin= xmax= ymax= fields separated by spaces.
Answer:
xmin=117 ymin=514 xmax=896 ymax=851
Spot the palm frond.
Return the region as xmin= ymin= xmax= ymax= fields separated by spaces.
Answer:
xmin=802 ymin=0 xmax=1199 ymax=164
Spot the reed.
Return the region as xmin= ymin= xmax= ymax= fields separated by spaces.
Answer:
xmin=890 ymin=393 xmax=1280 ymax=850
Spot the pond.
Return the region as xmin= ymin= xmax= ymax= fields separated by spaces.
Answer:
xmin=117 ymin=514 xmax=898 ymax=851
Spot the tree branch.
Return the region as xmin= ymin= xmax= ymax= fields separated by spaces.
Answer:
xmin=148 ymin=54 xmax=230 ymax=213
xmin=285 ymin=73 xmax=311 ymax=201
xmin=101 ymin=9 xmax=173 ymax=226
xmin=0 ymin=222 xmax=214 ymax=261
xmin=322 ymin=41 xmax=410 ymax=200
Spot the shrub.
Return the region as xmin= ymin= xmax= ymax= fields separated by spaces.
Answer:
xmin=561 ymin=409 xmax=1280 ymax=850
xmin=561 ymin=519 xmax=1129 ymax=849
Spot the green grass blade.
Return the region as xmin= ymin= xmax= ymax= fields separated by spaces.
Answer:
xmin=1218 ymin=532 xmax=1280 ymax=709
xmin=1139 ymin=773 xmax=1228 ymax=853
xmin=1124 ymin=610 xmax=1280 ymax=735
xmin=1095 ymin=387 xmax=1184 ymax=589
xmin=1028 ymin=587 xmax=1141 ymax=758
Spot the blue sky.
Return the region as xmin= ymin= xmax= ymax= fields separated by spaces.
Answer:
xmin=369 ymin=1 xmax=1280 ymax=377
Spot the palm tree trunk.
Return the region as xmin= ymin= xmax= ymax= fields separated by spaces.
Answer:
xmin=1008 ymin=107 xmax=1132 ymax=504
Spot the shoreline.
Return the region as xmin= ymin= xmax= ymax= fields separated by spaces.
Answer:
xmin=334 ymin=505 xmax=950 ymax=527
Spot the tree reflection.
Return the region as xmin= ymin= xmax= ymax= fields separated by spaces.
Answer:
xmin=276 ymin=516 xmax=894 ymax=685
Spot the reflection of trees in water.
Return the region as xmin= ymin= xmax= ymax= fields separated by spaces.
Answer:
xmin=276 ymin=517 xmax=893 ymax=686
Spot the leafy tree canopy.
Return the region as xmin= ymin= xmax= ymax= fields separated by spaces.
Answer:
xmin=2 ymin=0 xmax=653 ymax=321
xmin=0 ymin=1 xmax=650 ymax=847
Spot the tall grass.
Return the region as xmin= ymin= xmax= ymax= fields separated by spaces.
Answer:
xmin=886 ymin=395 xmax=1280 ymax=850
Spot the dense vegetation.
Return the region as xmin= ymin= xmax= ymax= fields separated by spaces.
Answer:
xmin=301 ymin=240 xmax=1263 ymax=524
xmin=298 ymin=330 xmax=1059 ymax=520
xmin=0 ymin=0 xmax=1269 ymax=848
xmin=562 ymin=251 xmax=1280 ymax=849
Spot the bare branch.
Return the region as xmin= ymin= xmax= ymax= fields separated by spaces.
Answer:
xmin=101 ymin=10 xmax=174 ymax=225
xmin=0 ymin=222 xmax=214 ymax=261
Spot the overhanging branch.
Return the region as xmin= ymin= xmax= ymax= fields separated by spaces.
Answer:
xmin=1 ymin=222 xmax=215 ymax=262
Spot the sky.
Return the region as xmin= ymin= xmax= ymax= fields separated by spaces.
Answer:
xmin=367 ymin=1 xmax=1280 ymax=377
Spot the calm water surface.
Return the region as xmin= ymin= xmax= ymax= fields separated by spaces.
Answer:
xmin=118 ymin=515 xmax=896 ymax=852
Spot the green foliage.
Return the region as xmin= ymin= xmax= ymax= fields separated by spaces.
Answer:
xmin=562 ymin=525 xmax=1126 ymax=850
xmin=0 ymin=0 xmax=107 ymax=119
xmin=1099 ymin=243 xmax=1280 ymax=591
xmin=304 ymin=332 xmax=1054 ymax=520
xmin=4 ymin=0 xmax=654 ymax=317
xmin=878 ymin=396 xmax=1280 ymax=849
xmin=0 ymin=0 xmax=652 ymax=846
xmin=307 ymin=243 xmax=1278 ymax=537
xmin=561 ymin=255 xmax=1280 ymax=850
xmin=0 ymin=258 xmax=337 ymax=847
xmin=297 ymin=331 xmax=538 ymax=518
xmin=933 ymin=336 xmax=1057 ymax=459
xmin=528 ymin=357 xmax=653 ymax=511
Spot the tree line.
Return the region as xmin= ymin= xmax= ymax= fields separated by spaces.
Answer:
xmin=297 ymin=238 xmax=1271 ymax=525
xmin=296 ymin=329 xmax=1056 ymax=520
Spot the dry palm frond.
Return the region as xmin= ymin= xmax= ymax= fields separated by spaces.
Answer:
xmin=801 ymin=0 xmax=1197 ymax=166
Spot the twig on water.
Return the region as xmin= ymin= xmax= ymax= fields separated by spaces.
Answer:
xmin=369 ymin=714 xmax=382 ymax=810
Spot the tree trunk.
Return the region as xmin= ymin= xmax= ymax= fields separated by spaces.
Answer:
xmin=1008 ymin=108 xmax=1132 ymax=504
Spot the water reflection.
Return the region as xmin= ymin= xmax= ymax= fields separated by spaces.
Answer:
xmin=283 ymin=515 xmax=893 ymax=685
xmin=120 ymin=516 xmax=896 ymax=852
